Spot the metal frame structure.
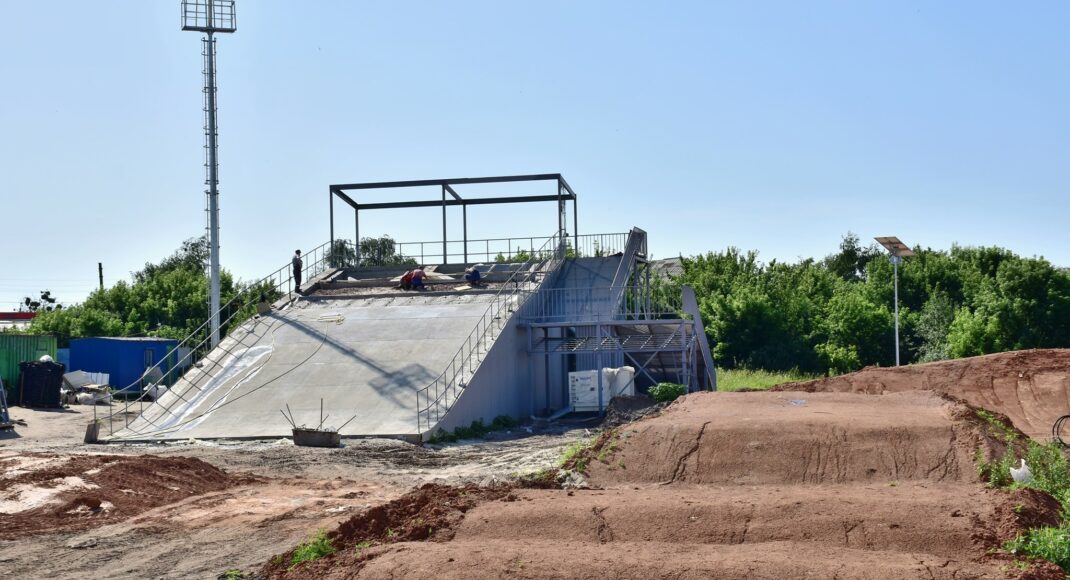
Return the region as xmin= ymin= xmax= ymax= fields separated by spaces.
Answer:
xmin=329 ymin=174 xmax=578 ymax=265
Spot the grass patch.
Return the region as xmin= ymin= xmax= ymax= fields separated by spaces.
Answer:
xmin=716 ymin=368 xmax=820 ymax=392
xmin=219 ymin=570 xmax=244 ymax=580
xmin=973 ymin=409 xmax=1070 ymax=573
xmin=290 ymin=529 xmax=335 ymax=570
xmin=1007 ymin=526 xmax=1070 ymax=571
xmin=428 ymin=415 xmax=519 ymax=444
xmin=558 ymin=439 xmax=591 ymax=472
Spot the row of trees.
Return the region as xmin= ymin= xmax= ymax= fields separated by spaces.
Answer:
xmin=15 ymin=232 xmax=1070 ymax=376
xmin=26 ymin=236 xmax=415 ymax=346
xmin=663 ymin=233 xmax=1070 ymax=374
xmin=28 ymin=237 xmax=246 ymax=346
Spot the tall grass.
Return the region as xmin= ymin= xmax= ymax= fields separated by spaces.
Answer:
xmin=716 ymin=368 xmax=819 ymax=392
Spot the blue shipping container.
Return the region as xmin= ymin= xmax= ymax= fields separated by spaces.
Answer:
xmin=69 ymin=337 xmax=179 ymax=393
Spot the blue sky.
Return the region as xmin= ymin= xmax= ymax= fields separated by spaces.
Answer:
xmin=1 ymin=1 xmax=1067 ymax=309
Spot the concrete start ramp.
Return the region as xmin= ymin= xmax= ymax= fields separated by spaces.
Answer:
xmin=107 ymin=294 xmax=498 ymax=442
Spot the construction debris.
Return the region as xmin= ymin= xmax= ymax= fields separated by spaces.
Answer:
xmin=61 ymin=371 xmax=112 ymax=406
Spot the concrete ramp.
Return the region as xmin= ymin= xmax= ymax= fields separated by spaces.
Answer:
xmin=108 ymin=294 xmax=497 ymax=441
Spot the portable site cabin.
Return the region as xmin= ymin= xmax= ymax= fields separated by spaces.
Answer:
xmin=0 ymin=334 xmax=57 ymax=396
xmin=69 ymin=337 xmax=179 ymax=394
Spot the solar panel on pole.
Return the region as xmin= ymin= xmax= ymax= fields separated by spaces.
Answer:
xmin=874 ymin=236 xmax=912 ymax=366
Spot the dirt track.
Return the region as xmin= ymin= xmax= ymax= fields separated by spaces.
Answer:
xmin=5 ymin=350 xmax=1070 ymax=578
xmin=262 ymin=388 xmax=1066 ymax=579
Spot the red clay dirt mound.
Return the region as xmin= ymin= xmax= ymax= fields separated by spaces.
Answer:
xmin=777 ymin=349 xmax=1070 ymax=440
xmin=262 ymin=483 xmax=510 ymax=578
xmin=0 ymin=453 xmax=239 ymax=539
xmin=262 ymin=389 xmax=1064 ymax=579
xmin=587 ymin=390 xmax=975 ymax=486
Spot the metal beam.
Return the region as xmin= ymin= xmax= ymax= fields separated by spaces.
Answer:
xmin=354 ymin=194 xmax=569 ymax=211
xmin=443 ymin=184 xmax=462 ymax=201
xmin=331 ymin=188 xmax=360 ymax=210
xmin=557 ymin=175 xmax=577 ymax=198
xmin=331 ymin=173 xmax=565 ymax=192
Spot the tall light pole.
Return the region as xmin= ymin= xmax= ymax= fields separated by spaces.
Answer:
xmin=875 ymin=236 xmax=914 ymax=366
xmin=182 ymin=1 xmax=236 ymax=348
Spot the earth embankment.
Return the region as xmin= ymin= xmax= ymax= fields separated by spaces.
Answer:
xmin=779 ymin=349 xmax=1070 ymax=440
xmin=266 ymin=389 xmax=1063 ymax=579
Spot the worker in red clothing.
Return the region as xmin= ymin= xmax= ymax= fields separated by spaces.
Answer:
xmin=410 ymin=268 xmax=427 ymax=291
xmin=399 ymin=270 xmax=414 ymax=290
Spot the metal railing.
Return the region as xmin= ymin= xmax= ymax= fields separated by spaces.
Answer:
xmin=415 ymin=232 xmax=570 ymax=433
xmin=517 ymin=285 xmax=690 ymax=324
xmin=390 ymin=233 xmax=628 ymax=266
xmin=100 ymin=239 xmax=355 ymax=437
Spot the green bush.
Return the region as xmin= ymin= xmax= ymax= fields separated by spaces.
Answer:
xmin=290 ymin=529 xmax=335 ymax=569
xmin=648 ymin=382 xmax=686 ymax=403
xmin=427 ymin=415 xmax=519 ymax=443
xmin=1006 ymin=526 xmax=1070 ymax=571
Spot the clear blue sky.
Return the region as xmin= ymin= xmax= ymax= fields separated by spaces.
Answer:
xmin=2 ymin=1 xmax=1067 ymax=309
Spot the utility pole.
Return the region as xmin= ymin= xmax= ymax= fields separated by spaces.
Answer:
xmin=182 ymin=0 xmax=236 ymax=348
xmin=98 ymin=263 xmax=103 ymax=291
xmin=875 ymin=236 xmax=914 ymax=367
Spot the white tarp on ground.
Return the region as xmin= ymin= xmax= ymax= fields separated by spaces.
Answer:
xmin=63 ymin=371 xmax=110 ymax=389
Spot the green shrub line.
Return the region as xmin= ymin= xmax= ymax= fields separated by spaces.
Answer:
xmin=972 ymin=410 xmax=1070 ymax=571
xmin=428 ymin=415 xmax=519 ymax=444
xmin=648 ymin=382 xmax=686 ymax=403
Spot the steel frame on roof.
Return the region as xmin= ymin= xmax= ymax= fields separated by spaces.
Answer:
xmin=329 ymin=174 xmax=579 ymax=265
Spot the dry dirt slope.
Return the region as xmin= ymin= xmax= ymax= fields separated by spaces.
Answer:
xmin=265 ymin=390 xmax=1063 ymax=579
xmin=780 ymin=349 xmax=1070 ymax=441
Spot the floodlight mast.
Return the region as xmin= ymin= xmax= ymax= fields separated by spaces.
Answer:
xmin=182 ymin=1 xmax=236 ymax=348
xmin=874 ymin=236 xmax=914 ymax=367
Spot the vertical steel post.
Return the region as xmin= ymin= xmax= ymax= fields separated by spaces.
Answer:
xmin=354 ymin=207 xmax=360 ymax=266
xmin=329 ymin=189 xmax=334 ymax=253
xmin=892 ymin=255 xmax=901 ymax=366
xmin=544 ymin=328 xmax=551 ymax=411
xmin=462 ymin=204 xmax=468 ymax=264
xmin=596 ymin=324 xmax=604 ymax=414
xmin=204 ymin=28 xmax=221 ymax=348
xmin=441 ymin=185 xmax=448 ymax=264
xmin=573 ymin=198 xmax=578 ymax=240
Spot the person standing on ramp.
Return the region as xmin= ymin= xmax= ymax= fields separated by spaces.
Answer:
xmin=292 ymin=249 xmax=303 ymax=294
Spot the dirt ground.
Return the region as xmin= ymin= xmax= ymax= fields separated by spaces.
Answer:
xmin=779 ymin=349 xmax=1070 ymax=440
xmin=258 ymin=388 xmax=1066 ymax=579
xmin=0 ymin=405 xmax=592 ymax=579
xmin=5 ymin=349 xmax=1070 ymax=578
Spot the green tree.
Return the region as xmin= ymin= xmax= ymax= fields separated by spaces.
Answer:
xmin=358 ymin=235 xmax=417 ymax=267
xmin=824 ymin=232 xmax=882 ymax=282
xmin=914 ymin=292 xmax=955 ymax=362
xmin=30 ymin=236 xmax=243 ymax=346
